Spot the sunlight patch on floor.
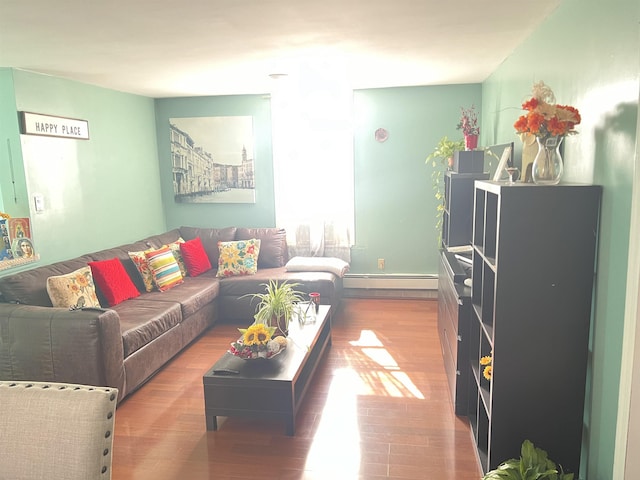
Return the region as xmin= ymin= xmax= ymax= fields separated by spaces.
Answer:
xmin=349 ymin=330 xmax=425 ymax=399
xmin=305 ymin=368 xmax=361 ymax=476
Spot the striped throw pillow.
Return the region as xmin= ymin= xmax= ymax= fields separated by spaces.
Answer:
xmin=145 ymin=246 xmax=184 ymax=292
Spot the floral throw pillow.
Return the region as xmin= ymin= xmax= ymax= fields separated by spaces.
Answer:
xmin=46 ymin=266 xmax=101 ymax=309
xmin=216 ymin=238 xmax=261 ymax=277
xmin=128 ymin=247 xmax=156 ymax=292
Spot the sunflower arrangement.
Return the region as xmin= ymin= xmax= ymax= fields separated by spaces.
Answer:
xmin=229 ymin=322 xmax=287 ymax=360
xmin=480 ymin=354 xmax=492 ymax=381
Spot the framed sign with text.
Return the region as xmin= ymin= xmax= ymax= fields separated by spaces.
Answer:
xmin=19 ymin=111 xmax=90 ymax=140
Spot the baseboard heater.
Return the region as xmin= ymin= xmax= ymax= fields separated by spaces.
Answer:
xmin=343 ymin=274 xmax=438 ymax=290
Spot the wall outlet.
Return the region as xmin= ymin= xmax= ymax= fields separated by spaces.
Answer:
xmin=377 ymin=258 xmax=385 ymax=270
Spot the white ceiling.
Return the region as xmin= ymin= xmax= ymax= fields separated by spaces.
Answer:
xmin=0 ymin=0 xmax=560 ymax=98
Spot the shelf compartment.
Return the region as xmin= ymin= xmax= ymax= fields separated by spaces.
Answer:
xmin=480 ymin=262 xmax=495 ymax=338
xmin=483 ymin=192 xmax=498 ymax=263
xmin=473 ymin=188 xmax=485 ymax=249
xmin=442 ymin=211 xmax=450 ymax=248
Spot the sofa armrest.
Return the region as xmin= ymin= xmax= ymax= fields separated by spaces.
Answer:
xmin=0 ymin=304 xmax=126 ymax=399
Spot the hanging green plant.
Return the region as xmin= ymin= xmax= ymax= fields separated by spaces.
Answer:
xmin=425 ymin=136 xmax=465 ymax=239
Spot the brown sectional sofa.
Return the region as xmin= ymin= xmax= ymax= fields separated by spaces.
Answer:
xmin=0 ymin=226 xmax=343 ymax=401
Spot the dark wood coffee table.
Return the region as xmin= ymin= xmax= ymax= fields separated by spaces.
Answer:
xmin=202 ymin=305 xmax=331 ymax=435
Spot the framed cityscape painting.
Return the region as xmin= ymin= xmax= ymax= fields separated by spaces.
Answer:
xmin=169 ymin=116 xmax=255 ymax=204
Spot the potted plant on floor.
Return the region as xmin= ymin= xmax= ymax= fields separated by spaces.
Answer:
xmin=249 ymin=280 xmax=305 ymax=337
xmin=482 ymin=440 xmax=574 ymax=480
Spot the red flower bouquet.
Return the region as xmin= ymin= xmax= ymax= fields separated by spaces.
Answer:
xmin=514 ymin=81 xmax=581 ymax=140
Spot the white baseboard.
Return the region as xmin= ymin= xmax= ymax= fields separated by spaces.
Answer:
xmin=343 ymin=274 xmax=438 ymax=290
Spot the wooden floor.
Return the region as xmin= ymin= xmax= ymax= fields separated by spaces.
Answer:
xmin=111 ymin=298 xmax=483 ymax=480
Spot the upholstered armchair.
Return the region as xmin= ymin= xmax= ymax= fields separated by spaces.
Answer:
xmin=0 ymin=381 xmax=118 ymax=480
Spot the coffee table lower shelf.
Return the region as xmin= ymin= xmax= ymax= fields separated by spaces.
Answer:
xmin=202 ymin=305 xmax=331 ymax=436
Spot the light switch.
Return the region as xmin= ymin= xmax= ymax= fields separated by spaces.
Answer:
xmin=33 ymin=194 xmax=45 ymax=213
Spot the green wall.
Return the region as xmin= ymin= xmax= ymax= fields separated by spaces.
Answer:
xmin=351 ymin=84 xmax=481 ymax=274
xmin=154 ymin=95 xmax=275 ymax=230
xmin=481 ymin=0 xmax=639 ymax=478
xmin=154 ymin=85 xmax=482 ymax=276
xmin=0 ymin=68 xmax=29 ymax=217
xmin=0 ymin=70 xmax=165 ymax=274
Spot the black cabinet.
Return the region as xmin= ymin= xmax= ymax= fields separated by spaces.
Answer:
xmin=438 ymin=250 xmax=471 ymax=415
xmin=438 ymin=170 xmax=486 ymax=414
xmin=468 ymin=181 xmax=601 ymax=475
xmin=442 ymin=171 xmax=489 ymax=248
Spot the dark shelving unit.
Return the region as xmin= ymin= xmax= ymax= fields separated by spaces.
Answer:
xmin=438 ymin=250 xmax=471 ymax=415
xmin=442 ymin=171 xmax=490 ymax=248
xmin=468 ymin=181 xmax=601 ymax=475
xmin=439 ymin=169 xmax=488 ymax=415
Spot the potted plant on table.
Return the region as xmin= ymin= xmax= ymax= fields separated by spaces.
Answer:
xmin=457 ymin=105 xmax=480 ymax=150
xmin=249 ymin=280 xmax=305 ymax=337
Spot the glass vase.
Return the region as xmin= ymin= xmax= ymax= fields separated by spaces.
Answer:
xmin=532 ymin=136 xmax=564 ymax=185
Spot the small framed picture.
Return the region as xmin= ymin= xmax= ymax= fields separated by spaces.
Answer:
xmin=12 ymin=237 xmax=36 ymax=259
xmin=492 ymin=144 xmax=513 ymax=181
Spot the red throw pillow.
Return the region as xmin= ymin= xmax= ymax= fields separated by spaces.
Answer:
xmin=180 ymin=237 xmax=212 ymax=277
xmin=89 ymin=258 xmax=140 ymax=306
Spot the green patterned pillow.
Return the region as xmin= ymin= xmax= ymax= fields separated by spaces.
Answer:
xmin=46 ymin=266 xmax=101 ymax=309
xmin=216 ymin=238 xmax=261 ymax=277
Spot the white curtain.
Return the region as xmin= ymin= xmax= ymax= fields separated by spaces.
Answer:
xmin=270 ymin=61 xmax=354 ymax=262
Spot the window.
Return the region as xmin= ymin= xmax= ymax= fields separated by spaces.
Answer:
xmin=270 ymin=61 xmax=354 ymax=261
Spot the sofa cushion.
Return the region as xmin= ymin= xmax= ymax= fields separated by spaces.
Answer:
xmin=46 ymin=266 xmax=101 ymax=309
xmin=285 ymin=256 xmax=350 ymax=277
xmin=180 ymin=237 xmax=212 ymax=277
xmin=179 ymin=226 xmax=237 ymax=267
xmin=142 ymin=229 xmax=181 ymax=250
xmin=136 ymin=276 xmax=219 ymax=318
xmin=145 ymin=247 xmax=183 ymax=292
xmin=217 ymin=267 xmax=340 ymax=322
xmin=218 ymin=267 xmax=337 ymax=299
xmin=0 ymin=257 xmax=92 ymax=306
xmin=88 ymin=258 xmax=141 ymax=307
xmin=112 ymin=298 xmax=183 ymax=358
xmin=216 ymin=239 xmax=261 ymax=277
xmin=235 ymin=227 xmax=288 ymax=268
